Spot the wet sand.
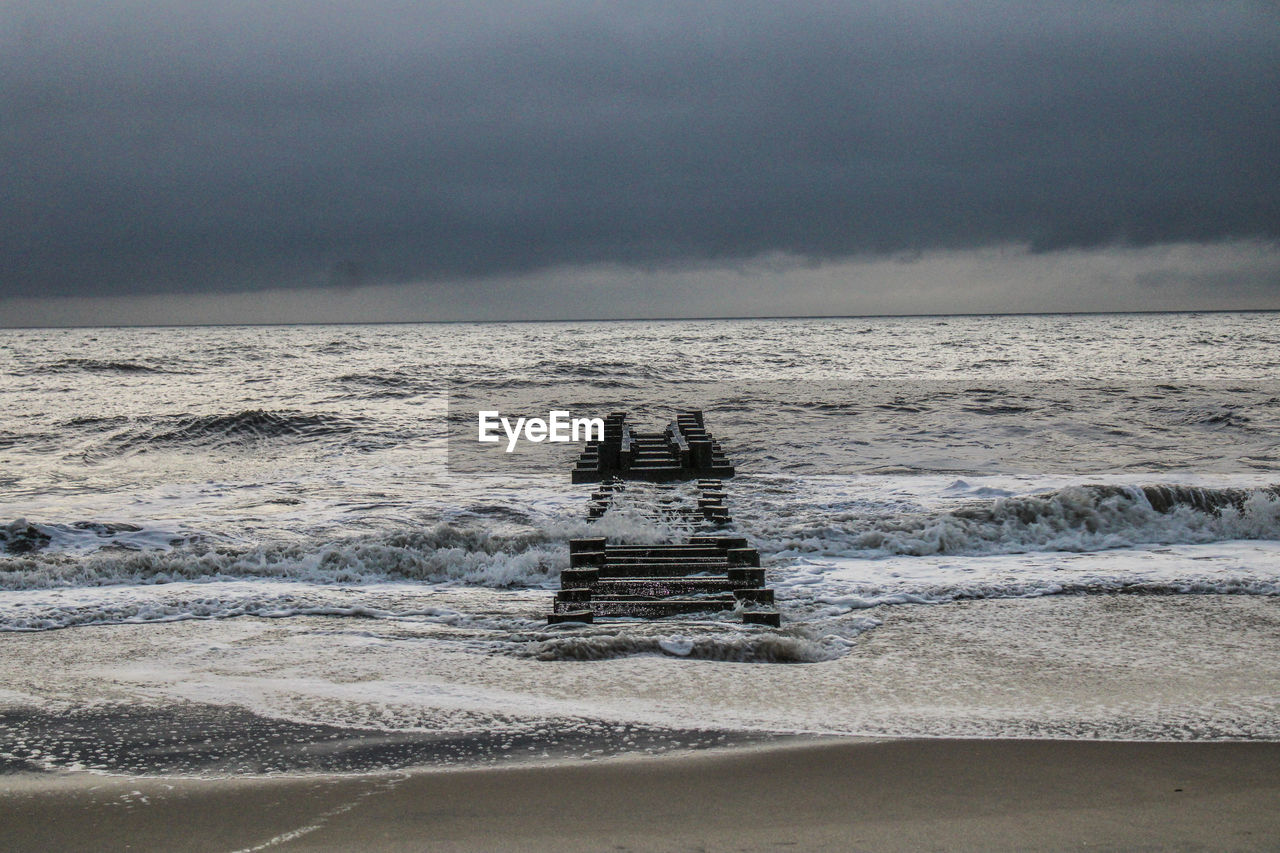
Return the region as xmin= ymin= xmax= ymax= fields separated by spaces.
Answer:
xmin=2 ymin=738 xmax=1278 ymax=852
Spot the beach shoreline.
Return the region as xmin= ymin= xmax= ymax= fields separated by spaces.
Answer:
xmin=3 ymin=737 xmax=1278 ymax=851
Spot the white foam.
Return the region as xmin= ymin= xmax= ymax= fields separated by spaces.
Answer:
xmin=738 ymin=476 xmax=1280 ymax=560
xmin=772 ymin=540 xmax=1280 ymax=614
xmin=0 ymin=581 xmax=491 ymax=633
xmin=3 ymin=591 xmax=1275 ymax=743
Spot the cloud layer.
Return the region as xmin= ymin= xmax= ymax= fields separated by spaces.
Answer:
xmin=5 ymin=241 xmax=1276 ymax=327
xmin=3 ymin=1 xmax=1278 ymax=306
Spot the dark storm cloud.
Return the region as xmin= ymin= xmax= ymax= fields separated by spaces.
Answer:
xmin=2 ymin=0 xmax=1277 ymax=299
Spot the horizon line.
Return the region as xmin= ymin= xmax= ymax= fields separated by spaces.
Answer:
xmin=1 ymin=306 xmax=1276 ymax=332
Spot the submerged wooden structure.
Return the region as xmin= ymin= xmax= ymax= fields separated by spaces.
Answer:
xmin=551 ymin=410 xmax=779 ymax=627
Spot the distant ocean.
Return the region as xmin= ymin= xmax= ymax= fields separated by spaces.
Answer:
xmin=2 ymin=312 xmax=1279 ymax=772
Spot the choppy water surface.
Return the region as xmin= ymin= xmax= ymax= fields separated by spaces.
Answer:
xmin=1 ymin=312 xmax=1279 ymax=762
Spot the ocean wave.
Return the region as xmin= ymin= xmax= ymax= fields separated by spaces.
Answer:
xmin=0 ymin=520 xmax=51 ymax=555
xmin=0 ymin=498 xmax=692 ymax=588
xmin=84 ymin=409 xmax=368 ymax=456
xmin=762 ymin=484 xmax=1280 ymax=558
xmin=1173 ymin=404 xmax=1258 ymax=427
xmin=332 ymin=371 xmax=439 ymax=398
xmin=315 ymin=339 xmax=357 ymax=354
xmin=63 ymin=414 xmax=131 ymax=430
xmin=0 ymin=523 xmax=567 ymax=590
xmin=42 ymin=358 xmax=172 ymax=374
xmin=526 ymin=360 xmax=670 ymax=381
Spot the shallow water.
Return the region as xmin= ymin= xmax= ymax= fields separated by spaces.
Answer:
xmin=1 ymin=595 xmax=1275 ymax=776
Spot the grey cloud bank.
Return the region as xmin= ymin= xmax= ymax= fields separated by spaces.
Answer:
xmin=2 ymin=1 xmax=1278 ymax=321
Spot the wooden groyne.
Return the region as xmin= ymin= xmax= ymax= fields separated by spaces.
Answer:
xmin=571 ymin=411 xmax=735 ymax=483
xmin=551 ymin=411 xmax=779 ymax=627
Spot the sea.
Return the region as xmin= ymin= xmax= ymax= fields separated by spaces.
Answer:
xmin=2 ymin=312 xmax=1279 ymax=774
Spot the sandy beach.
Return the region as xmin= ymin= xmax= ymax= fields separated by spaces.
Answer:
xmin=2 ymin=738 xmax=1278 ymax=852
xmin=3 ymin=594 xmax=1277 ymax=850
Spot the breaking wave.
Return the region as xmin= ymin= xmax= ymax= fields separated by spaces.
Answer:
xmin=0 ymin=523 xmax=567 ymax=590
xmin=766 ymin=484 xmax=1280 ymax=558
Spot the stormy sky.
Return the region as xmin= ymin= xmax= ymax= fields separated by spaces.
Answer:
xmin=2 ymin=0 xmax=1278 ymax=324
